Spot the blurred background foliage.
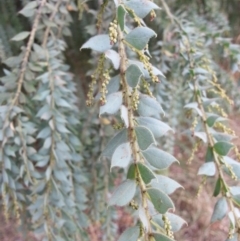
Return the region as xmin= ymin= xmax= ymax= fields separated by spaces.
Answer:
xmin=0 ymin=0 xmax=240 ymax=241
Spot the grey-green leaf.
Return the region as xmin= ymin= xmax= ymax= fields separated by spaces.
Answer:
xmin=81 ymin=34 xmax=112 ymax=52
xmin=151 ymin=175 xmax=182 ymax=195
xmin=100 ymin=92 xmax=122 ymax=116
xmin=102 ymin=129 xmax=128 ymax=158
xmin=109 ymin=180 xmax=137 ymax=206
xmin=142 ymin=147 xmax=178 ymax=170
xmin=214 ymin=142 xmax=233 ymax=156
xmin=111 ymin=142 xmax=132 ymax=170
xmin=137 ymin=94 xmax=164 ymax=118
xmin=147 ymin=188 xmax=174 ymax=214
xmin=105 ymin=49 xmax=120 ymax=70
xmin=211 ymin=197 xmax=228 ymax=223
xmin=126 ymin=64 xmax=143 ymax=88
xmin=124 ymin=0 xmax=160 ymax=18
xmin=153 ymin=233 xmax=175 ymax=241
xmin=198 ymin=162 xmax=216 ymax=176
xmin=136 ymin=117 xmax=172 ymax=138
xmin=11 ymin=31 xmax=30 ymax=41
xmin=125 ymin=27 xmax=156 ymax=50
xmin=117 ymin=226 xmax=140 ymax=241
xmin=135 ymin=126 xmax=155 ymax=150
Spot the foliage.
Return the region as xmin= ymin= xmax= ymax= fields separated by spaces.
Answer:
xmin=0 ymin=1 xmax=240 ymax=241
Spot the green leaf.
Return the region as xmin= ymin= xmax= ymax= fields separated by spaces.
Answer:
xmin=117 ymin=226 xmax=140 ymax=241
xmin=102 ymin=129 xmax=128 ymax=158
xmin=206 ymin=114 xmax=226 ymax=127
xmin=211 ymin=197 xmax=228 ymax=223
xmin=213 ymin=178 xmax=221 ymax=197
xmin=135 ymin=126 xmax=155 ymax=150
xmin=11 ymin=31 xmax=30 ymax=41
xmin=125 ymin=27 xmax=156 ymax=50
xmin=137 ymin=94 xmax=164 ymax=118
xmin=136 ymin=117 xmax=172 ymax=138
xmin=126 ymin=64 xmax=143 ymax=88
xmin=109 ymin=180 xmax=137 ymax=206
xmin=214 ymin=142 xmax=233 ymax=156
xmin=147 ymin=188 xmax=174 ymax=214
xmin=100 ymin=92 xmax=122 ymax=116
xmin=205 ymin=147 xmax=214 ymax=162
xmin=151 ymin=175 xmax=182 ymax=195
xmin=198 ymin=162 xmax=216 ymax=176
xmin=81 ymin=34 xmax=112 ymax=52
xmin=137 ymin=163 xmax=156 ymax=184
xmin=127 ymin=164 xmax=135 ymax=180
xmin=124 ymin=0 xmax=160 ymax=18
xmin=153 ymin=233 xmax=175 ymax=241
xmin=111 ymin=142 xmax=132 ymax=170
xmin=142 ymin=147 xmax=178 ymax=170
xmin=105 ymin=50 xmax=120 ymax=69
xmin=117 ymin=5 xmax=126 ymax=31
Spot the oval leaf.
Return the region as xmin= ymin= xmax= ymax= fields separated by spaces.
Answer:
xmin=100 ymin=92 xmax=122 ymax=116
xmin=135 ymin=126 xmax=155 ymax=150
xmin=136 ymin=117 xmax=172 ymax=138
xmin=151 ymin=175 xmax=182 ymax=195
xmin=198 ymin=162 xmax=216 ymax=176
xmin=117 ymin=5 xmax=126 ymax=31
xmin=147 ymin=188 xmax=174 ymax=214
xmin=109 ymin=180 xmax=137 ymax=206
xmin=125 ymin=27 xmax=156 ymax=50
xmin=153 ymin=233 xmax=175 ymax=241
xmin=11 ymin=31 xmax=30 ymax=41
xmin=211 ymin=197 xmax=228 ymax=223
xmin=111 ymin=142 xmax=132 ymax=170
xmin=137 ymin=94 xmax=164 ymax=118
xmin=117 ymin=226 xmax=140 ymax=241
xmin=142 ymin=147 xmax=178 ymax=170
xmin=81 ymin=34 xmax=112 ymax=52
xmin=102 ymin=129 xmax=128 ymax=158
xmin=124 ymin=0 xmax=160 ymax=18
xmin=126 ymin=64 xmax=143 ymax=88
xmin=214 ymin=141 xmax=233 ymax=156
xmin=105 ymin=49 xmax=120 ymax=69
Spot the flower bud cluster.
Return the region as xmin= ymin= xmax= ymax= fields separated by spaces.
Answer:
xmin=208 ymin=104 xmax=228 ymax=118
xmin=86 ymin=54 xmax=105 ymax=106
xmin=109 ymin=20 xmax=118 ymax=45
xmin=129 ymin=199 xmax=139 ymax=210
xmin=131 ymin=88 xmax=139 ymax=110
xmin=162 ymin=215 xmax=174 ymax=239
xmin=196 ymin=176 xmax=206 ymax=197
xmin=125 ymin=7 xmax=141 ymax=26
xmin=139 ymin=52 xmax=159 ymax=83
xmin=100 ymin=70 xmax=110 ymax=105
xmin=113 ymin=122 xmax=124 ymax=130
xmin=190 ymin=116 xmax=198 ymax=135
xmin=224 ymin=161 xmax=237 ymax=180
xmin=142 ymin=78 xmax=153 ymax=97
xmin=187 ymin=140 xmax=200 ymax=164
xmin=214 ymin=122 xmax=235 ymax=136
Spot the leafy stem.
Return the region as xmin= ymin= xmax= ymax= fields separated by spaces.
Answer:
xmin=118 ymin=27 xmax=153 ymax=240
